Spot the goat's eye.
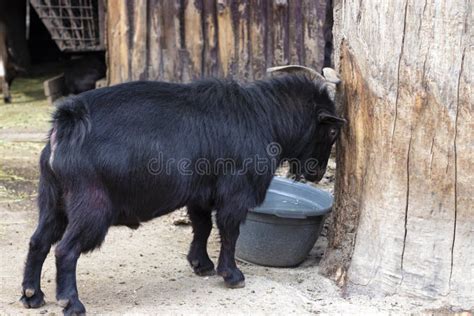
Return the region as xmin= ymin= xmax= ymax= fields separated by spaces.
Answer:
xmin=330 ymin=128 xmax=338 ymax=138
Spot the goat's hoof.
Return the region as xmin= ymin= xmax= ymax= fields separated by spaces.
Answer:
xmin=196 ymin=267 xmax=216 ymax=276
xmin=225 ymin=279 xmax=246 ymax=289
xmin=20 ymin=289 xmax=45 ymax=309
xmin=189 ymin=257 xmax=215 ymax=276
xmin=218 ymin=267 xmax=245 ymax=289
xmin=60 ymin=298 xmax=86 ymax=316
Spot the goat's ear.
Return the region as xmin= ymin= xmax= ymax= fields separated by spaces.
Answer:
xmin=318 ymin=112 xmax=346 ymax=125
xmin=322 ymin=67 xmax=342 ymax=84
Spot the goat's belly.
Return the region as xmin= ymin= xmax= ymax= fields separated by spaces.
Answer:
xmin=109 ymin=185 xmax=188 ymax=223
xmin=113 ymin=203 xmax=183 ymax=228
xmin=113 ymin=214 xmax=141 ymax=229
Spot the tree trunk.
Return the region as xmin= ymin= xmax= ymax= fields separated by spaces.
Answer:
xmin=321 ymin=0 xmax=473 ymax=309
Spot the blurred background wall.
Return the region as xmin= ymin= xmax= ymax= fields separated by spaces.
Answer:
xmin=1 ymin=0 xmax=332 ymax=93
xmin=106 ymin=0 xmax=332 ymax=84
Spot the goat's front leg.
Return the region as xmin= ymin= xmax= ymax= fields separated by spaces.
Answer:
xmin=216 ymin=208 xmax=246 ymax=288
xmin=187 ymin=204 xmax=215 ymax=276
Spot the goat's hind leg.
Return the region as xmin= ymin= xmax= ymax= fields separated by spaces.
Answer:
xmin=55 ymin=186 xmax=112 ymax=316
xmin=21 ymin=211 xmax=66 ymax=308
xmin=21 ymin=163 xmax=66 ymax=308
xmin=187 ymin=204 xmax=215 ymax=276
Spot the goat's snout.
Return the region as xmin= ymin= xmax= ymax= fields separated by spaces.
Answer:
xmin=304 ymin=166 xmax=327 ymax=183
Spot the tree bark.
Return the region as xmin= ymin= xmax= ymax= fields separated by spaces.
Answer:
xmin=321 ymin=0 xmax=473 ymax=309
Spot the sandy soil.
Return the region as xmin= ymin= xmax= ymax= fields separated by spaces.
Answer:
xmin=0 ymin=202 xmax=441 ymax=316
xmin=0 ymin=73 xmax=453 ymax=315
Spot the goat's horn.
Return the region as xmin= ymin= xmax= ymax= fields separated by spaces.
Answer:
xmin=267 ymin=65 xmax=342 ymax=102
xmin=322 ymin=67 xmax=342 ymax=101
xmin=266 ymin=65 xmax=326 ymax=82
xmin=322 ymin=67 xmax=341 ymax=84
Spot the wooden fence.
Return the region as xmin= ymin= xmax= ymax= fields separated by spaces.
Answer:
xmin=107 ymin=0 xmax=330 ymax=84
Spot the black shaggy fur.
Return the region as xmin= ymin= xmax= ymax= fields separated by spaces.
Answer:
xmin=20 ymin=74 xmax=344 ymax=315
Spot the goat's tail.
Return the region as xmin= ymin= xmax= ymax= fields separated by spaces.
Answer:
xmin=52 ymin=96 xmax=91 ymax=147
xmin=49 ymin=97 xmax=91 ymax=170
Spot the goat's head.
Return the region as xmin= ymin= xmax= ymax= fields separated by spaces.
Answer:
xmin=267 ymin=65 xmax=345 ymax=182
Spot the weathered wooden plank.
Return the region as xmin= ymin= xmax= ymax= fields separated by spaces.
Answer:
xmin=235 ymin=0 xmax=251 ymax=79
xmin=302 ymin=0 xmax=325 ymax=71
xmin=249 ymin=0 xmax=267 ymax=79
xmin=272 ymin=0 xmax=290 ymax=66
xmin=160 ymin=0 xmax=181 ymax=81
xmin=202 ymin=0 xmax=219 ymax=77
xmin=288 ymin=0 xmax=304 ymax=65
xmin=43 ymin=74 xmax=66 ymax=104
xmin=216 ymin=0 xmax=236 ymax=77
xmin=130 ymin=0 xmax=148 ymax=81
xmin=118 ymin=1 xmax=131 ymax=82
xmin=264 ymin=0 xmax=274 ymax=69
xmin=181 ymin=0 xmax=204 ymax=81
xmin=148 ymin=0 xmax=163 ymax=80
xmin=106 ymin=0 xmax=123 ymax=84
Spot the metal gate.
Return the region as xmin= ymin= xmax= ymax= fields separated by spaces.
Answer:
xmin=30 ymin=0 xmax=105 ymax=52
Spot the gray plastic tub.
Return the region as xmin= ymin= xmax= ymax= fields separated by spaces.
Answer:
xmin=236 ymin=177 xmax=333 ymax=267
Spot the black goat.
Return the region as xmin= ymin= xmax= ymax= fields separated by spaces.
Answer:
xmin=20 ymin=65 xmax=345 ymax=315
xmin=64 ymin=54 xmax=106 ymax=95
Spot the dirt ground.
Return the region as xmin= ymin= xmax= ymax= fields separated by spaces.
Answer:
xmin=0 ymin=73 xmax=452 ymax=315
